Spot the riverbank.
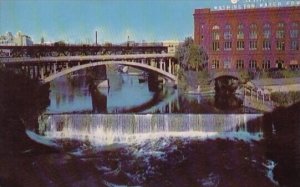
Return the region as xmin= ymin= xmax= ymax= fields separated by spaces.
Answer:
xmin=251 ymin=78 xmax=300 ymax=107
xmin=0 ymin=68 xmax=57 ymax=155
xmin=252 ymin=77 xmax=300 ymax=92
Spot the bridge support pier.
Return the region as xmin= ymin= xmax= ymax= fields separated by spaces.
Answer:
xmin=159 ymin=60 xmax=163 ymax=70
xmin=40 ymin=67 xmax=45 ymax=79
xmin=53 ymin=63 xmax=57 ymax=74
xmin=168 ymin=59 xmax=172 ymax=74
xmin=148 ymin=72 xmax=159 ymax=92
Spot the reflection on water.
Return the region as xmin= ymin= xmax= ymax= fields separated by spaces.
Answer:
xmin=47 ymin=71 xmax=251 ymax=114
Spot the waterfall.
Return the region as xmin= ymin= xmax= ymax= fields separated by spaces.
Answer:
xmin=38 ymin=114 xmax=263 ymax=145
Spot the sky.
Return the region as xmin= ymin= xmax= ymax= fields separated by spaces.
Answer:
xmin=0 ymin=0 xmax=292 ymax=44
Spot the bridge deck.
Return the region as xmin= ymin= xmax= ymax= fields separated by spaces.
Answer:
xmin=1 ymin=53 xmax=174 ymax=64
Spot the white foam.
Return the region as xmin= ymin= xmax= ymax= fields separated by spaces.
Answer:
xmin=26 ymin=130 xmax=59 ymax=147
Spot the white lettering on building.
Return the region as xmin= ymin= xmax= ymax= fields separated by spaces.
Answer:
xmin=213 ymin=0 xmax=300 ymax=10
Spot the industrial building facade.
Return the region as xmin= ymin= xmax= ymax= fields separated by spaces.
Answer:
xmin=194 ymin=6 xmax=300 ymax=70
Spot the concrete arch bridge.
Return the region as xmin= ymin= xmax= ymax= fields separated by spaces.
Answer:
xmin=208 ymin=70 xmax=244 ymax=94
xmin=1 ymin=54 xmax=178 ymax=85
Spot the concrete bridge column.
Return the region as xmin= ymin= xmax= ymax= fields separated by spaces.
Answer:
xmin=150 ymin=59 xmax=155 ymax=67
xmin=44 ymin=64 xmax=47 ymax=74
xmin=159 ymin=59 xmax=163 ymax=70
xmin=30 ymin=66 xmax=34 ymax=79
xmin=31 ymin=66 xmax=35 ymax=79
xmin=35 ymin=66 xmax=39 ymax=79
xmin=53 ymin=63 xmax=57 ymax=74
xmin=40 ymin=66 xmax=44 ymax=79
xmin=25 ymin=66 xmax=30 ymax=77
xmin=168 ymin=102 xmax=172 ymax=113
xmin=168 ymin=59 xmax=172 ymax=74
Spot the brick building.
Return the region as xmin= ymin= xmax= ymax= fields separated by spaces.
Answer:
xmin=194 ymin=6 xmax=300 ymax=70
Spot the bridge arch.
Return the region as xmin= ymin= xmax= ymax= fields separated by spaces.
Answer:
xmin=210 ymin=71 xmax=241 ymax=82
xmin=42 ymin=61 xmax=177 ymax=84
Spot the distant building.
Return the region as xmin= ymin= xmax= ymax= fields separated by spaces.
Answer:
xmin=162 ymin=40 xmax=180 ymax=54
xmin=0 ymin=31 xmax=33 ymax=46
xmin=194 ymin=6 xmax=300 ymax=70
xmin=0 ymin=32 xmax=14 ymax=45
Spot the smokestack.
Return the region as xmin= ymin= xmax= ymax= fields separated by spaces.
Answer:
xmin=96 ymin=31 xmax=98 ymax=45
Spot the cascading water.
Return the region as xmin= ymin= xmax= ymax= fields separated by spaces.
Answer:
xmin=36 ymin=114 xmax=263 ymax=146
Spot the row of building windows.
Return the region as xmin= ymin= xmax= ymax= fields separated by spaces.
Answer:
xmin=211 ymin=23 xmax=298 ymax=31
xmin=211 ymin=30 xmax=298 ymax=40
xmin=212 ymin=40 xmax=299 ymax=51
xmin=211 ymin=59 xmax=295 ymax=69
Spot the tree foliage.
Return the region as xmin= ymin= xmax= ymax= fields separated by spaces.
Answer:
xmin=175 ymin=37 xmax=208 ymax=71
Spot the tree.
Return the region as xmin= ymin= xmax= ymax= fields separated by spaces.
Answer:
xmin=175 ymin=37 xmax=208 ymax=71
xmin=41 ymin=37 xmax=44 ymax=44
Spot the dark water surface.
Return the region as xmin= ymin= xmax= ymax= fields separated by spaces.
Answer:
xmin=46 ymin=72 xmax=247 ymax=114
xmin=1 ymin=69 xmax=299 ymax=187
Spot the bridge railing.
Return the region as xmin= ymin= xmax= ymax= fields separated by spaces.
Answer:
xmin=0 ymin=45 xmax=168 ymax=58
xmin=242 ymin=83 xmax=275 ymax=112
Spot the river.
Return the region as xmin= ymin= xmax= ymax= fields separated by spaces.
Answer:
xmin=1 ymin=68 xmax=299 ymax=186
xmin=45 ymin=69 xmax=248 ymax=114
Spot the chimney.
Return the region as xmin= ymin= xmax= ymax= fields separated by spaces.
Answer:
xmin=95 ymin=31 xmax=98 ymax=45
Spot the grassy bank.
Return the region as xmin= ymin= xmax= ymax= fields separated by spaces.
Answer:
xmin=259 ymin=70 xmax=300 ymax=79
xmin=271 ymin=91 xmax=300 ymax=107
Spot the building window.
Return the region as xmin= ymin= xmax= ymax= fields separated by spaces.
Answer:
xmin=292 ymin=22 xmax=299 ymax=27
xmin=237 ymin=40 xmax=244 ymax=50
xmin=236 ymin=60 xmax=244 ymax=69
xmin=289 ymin=60 xmax=299 ymax=70
xmin=250 ymin=23 xmax=257 ymax=30
xmin=263 ymin=23 xmax=271 ymax=29
xmin=212 ymin=32 xmax=220 ymax=40
xmin=249 ymin=60 xmax=257 ymax=69
xmin=262 ymin=60 xmax=271 ymax=69
xmin=263 ymin=40 xmax=271 ymax=50
xmin=276 ymin=30 xmax=285 ymax=39
xmin=225 ymin=24 xmax=231 ymax=30
xmin=224 ymin=60 xmax=231 ymax=69
xmin=276 ymin=41 xmax=285 ymax=51
xmin=276 ymin=60 xmax=284 ymax=69
xmin=224 ymin=31 xmax=232 ymax=40
xmin=250 ymin=23 xmax=258 ymax=40
xmin=238 ymin=24 xmax=244 ymax=30
xmin=224 ymin=24 xmax=232 ymax=40
xmin=212 ymin=25 xmax=220 ymax=41
xmin=250 ymin=30 xmax=257 ymax=39
xmin=290 ymin=30 xmax=299 ymax=38
xmin=212 ymin=60 xmax=220 ymax=69
xmin=237 ymin=31 xmax=244 ymax=39
xmin=249 ymin=41 xmax=257 ymax=50
xmin=224 ymin=41 xmax=232 ymax=50
xmin=291 ymin=41 xmax=299 ymax=50
xmin=212 ymin=41 xmax=220 ymax=51
xmin=212 ymin=25 xmax=220 ymax=30
xmin=277 ymin=22 xmax=285 ymax=28
xmin=263 ymin=30 xmax=271 ymax=39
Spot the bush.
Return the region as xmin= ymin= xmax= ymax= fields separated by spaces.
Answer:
xmin=271 ymin=91 xmax=300 ymax=106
